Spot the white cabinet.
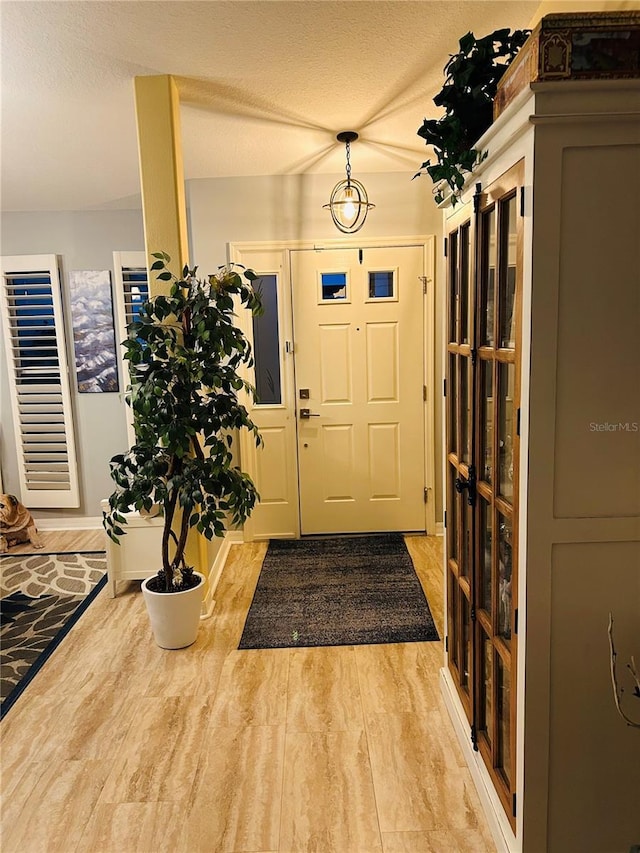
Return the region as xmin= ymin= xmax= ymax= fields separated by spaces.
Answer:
xmin=100 ymin=500 xmax=162 ymax=597
xmin=441 ymin=78 xmax=640 ymax=853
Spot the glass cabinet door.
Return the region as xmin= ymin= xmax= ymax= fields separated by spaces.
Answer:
xmin=446 ymin=207 xmax=475 ymax=720
xmin=475 ymin=166 xmax=521 ymax=824
xmin=445 ymin=161 xmax=523 ymax=829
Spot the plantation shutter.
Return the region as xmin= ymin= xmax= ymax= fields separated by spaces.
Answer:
xmin=0 ymin=254 xmax=79 ymax=507
xmin=112 ymin=251 xmax=149 ymax=447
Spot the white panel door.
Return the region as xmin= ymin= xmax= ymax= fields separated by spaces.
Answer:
xmin=291 ymin=245 xmax=426 ymax=534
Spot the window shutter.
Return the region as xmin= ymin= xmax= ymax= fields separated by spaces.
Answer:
xmin=0 ymin=254 xmax=79 ymax=507
xmin=112 ymin=251 xmax=149 ymax=447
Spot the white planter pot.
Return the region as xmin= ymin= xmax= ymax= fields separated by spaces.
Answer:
xmin=141 ymin=572 xmax=205 ymax=649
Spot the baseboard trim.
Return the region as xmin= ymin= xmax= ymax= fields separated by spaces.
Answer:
xmin=36 ymin=516 xmax=102 ymax=531
xmin=248 ymin=531 xmax=297 ymax=541
xmin=200 ymin=529 xmax=244 ymax=619
xmin=435 ymin=521 xmax=444 ymax=537
xmin=225 ymin=530 xmax=244 ymax=544
xmin=440 ymin=668 xmax=517 ymax=853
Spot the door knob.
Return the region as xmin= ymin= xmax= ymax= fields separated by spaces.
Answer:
xmin=299 ymin=408 xmax=320 ymax=419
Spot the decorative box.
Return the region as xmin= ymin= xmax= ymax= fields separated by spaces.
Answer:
xmin=494 ymin=11 xmax=640 ymax=119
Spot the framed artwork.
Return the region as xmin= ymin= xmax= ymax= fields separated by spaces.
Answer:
xmin=68 ymin=269 xmax=119 ymax=392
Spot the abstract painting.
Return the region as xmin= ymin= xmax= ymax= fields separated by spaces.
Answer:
xmin=68 ymin=270 xmax=119 ymax=392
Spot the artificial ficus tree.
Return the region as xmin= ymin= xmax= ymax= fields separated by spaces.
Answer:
xmin=104 ymin=253 xmax=263 ymax=592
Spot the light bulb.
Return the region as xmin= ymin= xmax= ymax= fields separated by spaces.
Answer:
xmin=342 ymin=187 xmax=356 ymax=222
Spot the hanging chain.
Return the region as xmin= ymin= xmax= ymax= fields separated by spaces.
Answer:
xmin=345 ymin=140 xmax=352 ymax=186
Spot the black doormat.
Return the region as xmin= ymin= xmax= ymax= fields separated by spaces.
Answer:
xmin=238 ymin=533 xmax=439 ymax=649
xmin=0 ymin=551 xmax=106 ymax=718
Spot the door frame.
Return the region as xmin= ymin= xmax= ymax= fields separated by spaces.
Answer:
xmin=229 ymin=235 xmax=437 ymax=539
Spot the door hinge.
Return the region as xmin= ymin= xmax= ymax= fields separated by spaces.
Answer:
xmin=516 ymin=407 xmax=521 ymax=436
xmin=514 ymin=608 xmax=518 ymax=635
xmin=512 ymin=793 xmax=517 ymax=817
xmin=424 ymin=487 xmax=429 ymax=503
xmin=443 ymin=378 xmax=446 ymax=397
xmin=444 ymin=236 xmax=448 ymax=257
xmin=471 ymin=724 xmax=479 ymax=751
xmin=520 ymin=186 xmax=525 ymax=217
xmin=445 ymin=635 xmax=448 ymax=652
xmin=358 ymin=248 xmax=363 ymax=264
xmin=468 ymin=464 xmax=477 ymax=506
xmin=470 ymin=605 xmax=476 ymax=622
xmin=471 ymin=347 xmax=478 ymax=366
xmin=444 ymin=510 xmax=447 ymax=529
xmin=473 ymin=182 xmax=483 ymax=213
xmin=423 ymin=384 xmax=427 ymax=402
xmin=285 ymin=340 xmax=294 ymax=354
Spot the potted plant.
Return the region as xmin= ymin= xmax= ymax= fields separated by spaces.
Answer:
xmin=415 ymin=27 xmax=530 ymax=205
xmin=103 ymin=252 xmax=263 ymax=648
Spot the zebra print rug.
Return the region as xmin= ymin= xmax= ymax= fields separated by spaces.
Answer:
xmin=0 ymin=551 xmax=106 ymax=718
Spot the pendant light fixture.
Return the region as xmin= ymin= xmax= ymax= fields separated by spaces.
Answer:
xmin=323 ymin=131 xmax=375 ymax=234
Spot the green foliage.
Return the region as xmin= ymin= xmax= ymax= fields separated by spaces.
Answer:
xmin=416 ymin=28 xmax=530 ymax=205
xmin=103 ymin=255 xmax=263 ymax=592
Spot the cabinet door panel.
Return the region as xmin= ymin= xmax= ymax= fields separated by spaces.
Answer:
xmin=460 ymin=223 xmax=471 ymax=345
xmin=460 ymin=356 xmax=472 ymax=465
xmin=445 ymin=204 xmax=475 ymax=725
xmin=480 ymin=359 xmax=494 ymax=485
xmin=497 ymin=513 xmax=514 ymax=643
xmin=498 ymin=361 xmax=516 ymax=502
xmin=499 ymin=195 xmax=518 ymax=348
xmin=448 ymin=355 xmax=457 ymax=455
xmin=479 ymin=629 xmax=493 ymax=746
xmin=496 ymin=656 xmax=512 ymax=785
xmin=460 ymin=593 xmax=471 ymax=691
xmin=444 ymin=161 xmax=523 ymax=829
xmin=448 ymin=464 xmax=459 ymax=561
xmin=479 ymin=497 xmax=492 ymax=613
xmin=481 ymin=206 xmax=497 ymax=346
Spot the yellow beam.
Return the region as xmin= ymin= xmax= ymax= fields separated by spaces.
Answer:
xmin=134 ymin=74 xmax=206 ymax=577
xmin=134 ymin=75 xmax=189 ymax=284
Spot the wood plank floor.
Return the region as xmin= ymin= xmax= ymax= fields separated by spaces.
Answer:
xmin=0 ymin=531 xmax=496 ymax=853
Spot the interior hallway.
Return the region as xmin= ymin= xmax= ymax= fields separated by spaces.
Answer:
xmin=1 ymin=532 xmax=495 ymax=852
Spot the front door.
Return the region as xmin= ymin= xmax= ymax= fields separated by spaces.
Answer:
xmin=291 ymin=245 xmax=426 ymax=535
xmin=231 ymin=238 xmax=435 ymax=540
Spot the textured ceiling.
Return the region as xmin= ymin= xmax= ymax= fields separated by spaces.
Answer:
xmin=1 ymin=0 xmax=541 ymax=211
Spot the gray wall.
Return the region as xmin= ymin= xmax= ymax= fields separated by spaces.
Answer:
xmin=0 ymin=172 xmax=445 ymax=523
xmin=188 ymin=171 xmax=445 ymax=522
xmin=0 ymin=210 xmax=144 ymax=518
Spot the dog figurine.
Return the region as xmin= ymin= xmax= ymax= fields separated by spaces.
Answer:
xmin=0 ymin=494 xmax=44 ymax=552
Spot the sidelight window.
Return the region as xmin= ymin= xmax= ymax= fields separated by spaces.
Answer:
xmin=251 ymin=274 xmax=282 ymax=406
